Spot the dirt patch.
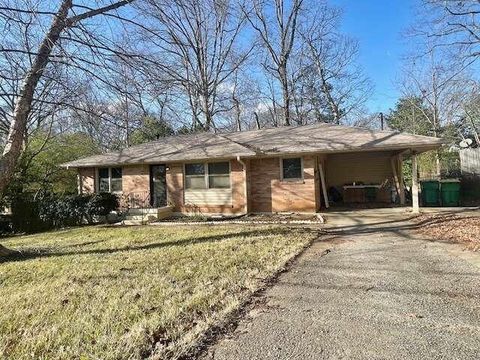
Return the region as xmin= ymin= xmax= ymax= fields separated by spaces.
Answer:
xmin=414 ymin=213 xmax=480 ymax=251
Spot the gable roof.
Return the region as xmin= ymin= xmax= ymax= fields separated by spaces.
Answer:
xmin=62 ymin=122 xmax=443 ymax=168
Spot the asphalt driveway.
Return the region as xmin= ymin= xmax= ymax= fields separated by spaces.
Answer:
xmin=206 ymin=216 xmax=480 ymax=359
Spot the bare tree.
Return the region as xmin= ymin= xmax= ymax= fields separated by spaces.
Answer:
xmin=396 ymin=49 xmax=470 ymax=175
xmin=405 ymin=1 xmax=480 ymax=145
xmin=0 ymin=0 xmax=137 ymax=255
xmin=140 ymin=0 xmax=251 ymax=131
xmin=0 ymin=4 xmax=81 ymax=147
xmin=417 ymin=1 xmax=480 ymax=63
xmin=459 ymin=85 xmax=480 ymax=145
xmin=244 ymin=0 xmax=304 ymax=126
xmin=298 ymin=6 xmax=372 ymax=124
xmin=231 ymin=70 xmax=243 ymax=131
xmin=219 ymin=65 xmax=264 ymax=131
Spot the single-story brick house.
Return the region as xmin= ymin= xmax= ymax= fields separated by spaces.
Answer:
xmin=62 ymin=123 xmax=442 ymax=215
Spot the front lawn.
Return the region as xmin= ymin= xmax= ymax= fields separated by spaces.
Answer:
xmin=0 ymin=225 xmax=317 ymax=359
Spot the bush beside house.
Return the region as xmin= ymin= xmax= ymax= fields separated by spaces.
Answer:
xmin=8 ymin=193 xmax=119 ymax=234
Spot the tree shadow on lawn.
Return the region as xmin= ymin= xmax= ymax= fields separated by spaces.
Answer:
xmin=0 ymin=227 xmax=319 ymax=264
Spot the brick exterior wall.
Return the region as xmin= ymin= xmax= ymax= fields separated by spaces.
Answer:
xmin=122 ymin=165 xmax=150 ymax=207
xmin=122 ymin=165 xmax=149 ymax=194
xmin=78 ymin=165 xmax=151 ymax=207
xmin=166 ymin=163 xmax=184 ymax=212
xmin=78 ymin=168 xmax=95 ymax=194
xmin=230 ymin=159 xmax=247 ymax=213
xmin=249 ymin=155 xmax=318 ymax=213
xmin=77 ymin=157 xmax=317 ymax=214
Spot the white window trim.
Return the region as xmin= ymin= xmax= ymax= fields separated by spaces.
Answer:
xmin=280 ymin=157 xmax=304 ymax=182
xmin=184 ymin=161 xmax=231 ymax=190
xmin=96 ymin=167 xmax=123 ymax=194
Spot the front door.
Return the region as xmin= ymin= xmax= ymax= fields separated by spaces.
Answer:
xmin=150 ymin=165 xmax=167 ymax=207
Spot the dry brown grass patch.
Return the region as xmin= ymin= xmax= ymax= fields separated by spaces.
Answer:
xmin=0 ymin=225 xmax=318 ymax=359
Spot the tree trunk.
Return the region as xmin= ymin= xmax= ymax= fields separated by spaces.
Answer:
xmin=279 ymin=67 xmax=291 ymax=126
xmin=254 ymin=112 xmax=261 ymax=130
xmin=233 ymin=96 xmax=241 ymax=131
xmin=283 ymin=91 xmax=291 ymax=126
xmin=412 ymin=153 xmax=420 ymax=213
xmin=432 ymin=128 xmax=441 ymax=177
xmin=0 ymin=0 xmax=73 ymax=196
xmin=201 ymin=91 xmax=213 ymax=131
xmin=204 ymin=109 xmax=213 ymax=131
xmin=0 ymin=244 xmax=18 ymax=256
xmin=435 ymin=150 xmax=441 ymax=177
xmin=317 ymin=67 xmax=340 ymax=124
xmin=467 ymin=115 xmax=480 ymax=145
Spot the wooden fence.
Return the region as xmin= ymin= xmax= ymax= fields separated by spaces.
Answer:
xmin=460 ymin=148 xmax=480 ymax=175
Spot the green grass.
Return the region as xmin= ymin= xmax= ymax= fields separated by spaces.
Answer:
xmin=0 ymin=225 xmax=317 ymax=359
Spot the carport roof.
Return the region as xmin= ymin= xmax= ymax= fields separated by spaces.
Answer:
xmin=62 ymin=122 xmax=443 ymax=168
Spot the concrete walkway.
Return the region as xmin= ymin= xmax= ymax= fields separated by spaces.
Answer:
xmin=206 ymin=213 xmax=480 ymax=359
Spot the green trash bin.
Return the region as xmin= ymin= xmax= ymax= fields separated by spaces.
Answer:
xmin=421 ymin=180 xmax=440 ymax=206
xmin=440 ymin=180 xmax=461 ymax=207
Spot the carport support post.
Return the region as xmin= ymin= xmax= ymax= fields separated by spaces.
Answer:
xmin=411 ymin=153 xmax=420 ymax=213
xmin=397 ymin=155 xmax=405 ymax=205
xmin=391 ymin=154 xmax=406 ymax=205
xmin=318 ymin=162 xmax=329 ymax=209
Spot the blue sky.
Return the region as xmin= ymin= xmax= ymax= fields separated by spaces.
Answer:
xmin=330 ymin=0 xmax=418 ymax=114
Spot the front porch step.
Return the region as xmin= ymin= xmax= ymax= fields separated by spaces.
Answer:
xmin=126 ymin=215 xmax=144 ymax=221
xmin=123 ymin=219 xmax=145 ymax=225
xmin=123 ymin=206 xmax=173 ymax=224
xmin=125 ymin=214 xmax=158 ymax=221
xmin=127 ymin=208 xmax=159 ymax=216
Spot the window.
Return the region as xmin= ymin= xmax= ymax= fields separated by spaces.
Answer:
xmin=110 ymin=168 xmax=123 ymax=192
xmin=185 ymin=162 xmax=230 ymax=189
xmin=282 ymin=158 xmax=302 ymax=180
xmin=98 ymin=168 xmax=110 ymax=193
xmin=208 ymin=162 xmax=230 ymax=188
xmin=97 ymin=167 xmax=122 ymax=193
xmin=185 ymin=163 xmax=206 ymax=189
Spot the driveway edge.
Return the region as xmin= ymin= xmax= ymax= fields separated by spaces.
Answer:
xmin=183 ymin=229 xmax=329 ymax=360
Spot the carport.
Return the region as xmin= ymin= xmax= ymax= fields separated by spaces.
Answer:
xmin=316 ymin=147 xmax=435 ymax=213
